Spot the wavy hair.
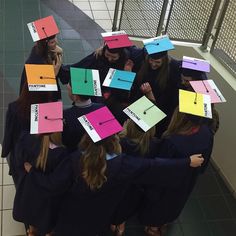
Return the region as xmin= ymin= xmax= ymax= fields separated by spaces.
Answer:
xmin=79 ymin=134 xmax=122 ymax=190
xmin=119 ymin=119 xmax=156 ymax=156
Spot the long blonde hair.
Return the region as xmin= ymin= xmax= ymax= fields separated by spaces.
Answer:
xmin=36 ymin=132 xmax=62 ymax=171
xmin=163 ymin=107 xmax=202 ymax=137
xmin=79 ymin=134 xmax=122 ymax=190
xmin=119 ymin=119 xmax=156 ymax=156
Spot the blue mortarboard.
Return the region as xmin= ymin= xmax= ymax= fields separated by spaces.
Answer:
xmin=143 ymin=35 xmax=175 ymax=58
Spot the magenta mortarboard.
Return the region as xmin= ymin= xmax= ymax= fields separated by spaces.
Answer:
xmin=78 ymin=106 xmax=123 ymax=142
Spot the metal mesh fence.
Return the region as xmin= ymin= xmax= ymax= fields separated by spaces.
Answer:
xmin=118 ymin=0 xmax=165 ymax=37
xmin=211 ymin=0 xmax=236 ymax=75
xmin=165 ymin=0 xmax=216 ymax=42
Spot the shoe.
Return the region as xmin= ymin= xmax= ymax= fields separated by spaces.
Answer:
xmin=110 ymin=223 xmax=125 ymax=236
xmin=144 ymin=226 xmax=162 ymax=236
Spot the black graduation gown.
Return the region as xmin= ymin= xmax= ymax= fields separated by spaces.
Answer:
xmin=139 ymin=125 xmax=214 ymax=226
xmin=62 ymin=102 xmax=104 ymax=151
xmin=20 ymin=46 xmax=68 ymax=100
xmin=111 ymin=137 xmax=161 ymax=225
xmin=131 ymin=58 xmax=182 ymax=137
xmin=1 ymin=101 xmax=29 ymax=184
xmin=54 ymin=152 xmax=191 ymax=236
xmin=13 ymin=133 xmax=71 ymax=235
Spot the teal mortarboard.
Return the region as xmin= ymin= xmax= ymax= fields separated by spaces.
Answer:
xmin=103 ymin=68 xmax=136 ymax=91
xmin=123 ymin=96 xmax=166 ymax=132
xmin=70 ymin=67 xmax=102 ymax=96
xmin=143 ymin=35 xmax=175 ymax=58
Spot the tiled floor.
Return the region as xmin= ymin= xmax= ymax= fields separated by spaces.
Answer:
xmin=0 ymin=0 xmax=236 ymax=235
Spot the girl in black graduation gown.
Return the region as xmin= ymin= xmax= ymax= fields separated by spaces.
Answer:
xmin=52 ymin=134 xmax=203 ymax=236
xmin=110 ymin=120 xmax=160 ymax=234
xmin=131 ymin=52 xmax=182 ymax=137
xmin=13 ymin=132 xmax=71 ymax=236
xmin=61 ymin=44 xmax=130 ymax=85
xmin=1 ymin=82 xmax=56 ymax=185
xmin=139 ymin=108 xmax=214 ymax=236
xmin=20 ymin=35 xmax=68 ymax=100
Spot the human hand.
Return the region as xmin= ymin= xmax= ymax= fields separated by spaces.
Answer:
xmin=124 ymin=59 xmax=134 ymax=71
xmin=24 ymin=162 xmax=32 ymax=173
xmin=140 ymin=82 xmax=152 ymax=94
xmin=94 ymin=46 xmax=103 ymax=59
xmin=53 ymin=53 xmax=63 ymax=76
xmin=190 ymin=154 xmax=204 ymax=167
xmin=140 ymin=82 xmax=156 ymax=101
xmin=50 ymin=45 xmax=63 ymax=55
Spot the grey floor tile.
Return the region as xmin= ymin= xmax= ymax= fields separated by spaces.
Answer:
xmin=179 ymin=197 xmax=205 ymax=223
xmin=224 ymin=194 xmax=236 ymax=218
xmin=193 ymin=173 xmax=222 ymax=196
xmin=4 ymin=51 xmax=25 ymax=65
xmin=214 ymin=173 xmax=232 ymax=195
xmin=181 ymin=222 xmax=212 ymax=236
xmin=5 ymin=40 xmax=24 ymax=51
xmin=165 ymin=224 xmax=184 ymax=236
xmin=4 ymin=65 xmax=23 ymax=78
xmin=62 ymin=39 xmax=85 ymax=51
xmin=208 ymin=220 xmax=236 ymax=236
xmin=61 ymin=29 xmax=81 ymax=40
xmin=198 ymin=195 xmax=232 ymax=220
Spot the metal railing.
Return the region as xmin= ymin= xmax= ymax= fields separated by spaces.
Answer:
xmin=113 ymin=0 xmax=236 ymax=76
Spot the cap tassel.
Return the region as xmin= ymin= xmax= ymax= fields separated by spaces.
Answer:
xmin=194 ymin=93 xmax=198 ymax=104
xmin=202 ymin=81 xmax=209 ymax=93
xmin=143 ymin=104 xmax=155 ymax=114
xmin=45 ymin=116 xmax=63 ymax=121
xmin=99 ymin=118 xmax=115 ymax=125
xmin=40 ymin=76 xmax=55 ymax=80
xmin=117 ymin=78 xmax=132 ymax=83
xmin=42 ymin=26 xmax=48 ymax=38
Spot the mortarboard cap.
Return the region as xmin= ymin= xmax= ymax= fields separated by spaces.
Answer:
xmin=78 ymin=106 xmax=123 ymax=143
xmin=70 ymin=67 xmax=102 ymax=97
xmin=25 ymin=64 xmax=57 ymax=91
xmin=123 ymin=96 xmax=166 ymax=132
xmin=30 ymin=101 xmax=63 ymax=134
xmin=189 ymin=80 xmax=226 ymax=103
xmin=181 ymin=56 xmax=210 ymax=78
xmin=101 ymin=31 xmax=133 ymax=49
xmin=179 ymin=89 xmax=212 ymax=118
xmin=143 ymin=35 xmax=175 ymax=58
xmin=27 ymin=15 xmax=59 ymax=42
xmin=103 ymin=68 xmax=136 ymax=91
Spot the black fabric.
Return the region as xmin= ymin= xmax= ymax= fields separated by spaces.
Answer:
xmin=139 ymin=125 xmax=214 ymax=226
xmin=62 ymin=102 xmax=104 ymax=151
xmin=1 ymin=102 xmax=29 ymax=185
xmin=13 ymin=133 xmax=71 ymax=235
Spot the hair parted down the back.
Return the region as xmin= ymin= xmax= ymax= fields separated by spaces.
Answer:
xmin=79 ymin=134 xmax=122 ymax=190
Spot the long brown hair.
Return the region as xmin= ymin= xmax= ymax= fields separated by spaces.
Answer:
xmin=136 ymin=55 xmax=169 ymax=91
xmin=79 ymin=134 xmax=122 ymax=190
xmin=119 ymin=119 xmax=156 ymax=156
xmin=35 ymin=35 xmax=56 ymax=63
xmin=17 ymin=81 xmax=55 ymax=122
xmin=163 ymin=106 xmax=203 ymax=137
xmin=36 ymin=132 xmax=62 ymax=171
